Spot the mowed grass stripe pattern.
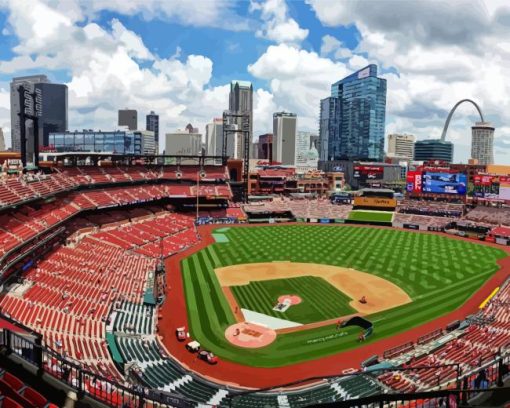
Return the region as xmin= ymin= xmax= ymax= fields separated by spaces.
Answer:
xmin=181 ymin=225 xmax=506 ymax=367
xmin=347 ymin=210 xmax=394 ymax=223
xmin=231 ymin=276 xmax=355 ymax=324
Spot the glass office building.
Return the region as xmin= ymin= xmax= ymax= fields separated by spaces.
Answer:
xmin=414 ymin=139 xmax=454 ymax=163
xmin=48 ymin=130 xmax=142 ymax=154
xmin=319 ymin=64 xmax=386 ymax=162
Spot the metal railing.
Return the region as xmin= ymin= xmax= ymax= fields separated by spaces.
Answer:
xmin=1 ymin=324 xmax=509 ymax=408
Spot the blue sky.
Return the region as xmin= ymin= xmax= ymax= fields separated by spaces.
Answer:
xmin=0 ymin=0 xmax=509 ymax=163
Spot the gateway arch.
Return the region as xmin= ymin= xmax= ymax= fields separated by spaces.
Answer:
xmin=440 ymin=99 xmax=484 ymax=141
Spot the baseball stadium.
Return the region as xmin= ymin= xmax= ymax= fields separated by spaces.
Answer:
xmin=0 ymin=156 xmax=508 ymax=408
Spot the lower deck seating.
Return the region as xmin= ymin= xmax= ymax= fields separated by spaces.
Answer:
xmin=243 ymin=197 xmax=353 ymax=220
xmin=379 ymin=279 xmax=510 ymax=393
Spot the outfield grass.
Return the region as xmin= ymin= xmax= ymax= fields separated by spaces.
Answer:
xmin=231 ymin=276 xmax=355 ymax=324
xmin=347 ymin=210 xmax=394 ymax=223
xmin=181 ymin=225 xmax=506 ymax=367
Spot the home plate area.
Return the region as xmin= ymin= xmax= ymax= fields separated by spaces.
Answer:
xmin=225 ymin=322 xmax=277 ymax=348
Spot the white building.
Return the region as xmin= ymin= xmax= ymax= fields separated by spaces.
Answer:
xmin=164 ymin=129 xmax=202 ymax=161
xmin=471 ymin=122 xmax=494 ymax=165
xmin=273 ymin=112 xmax=297 ymax=165
xmin=225 ymin=124 xmax=242 ymax=159
xmin=206 ymin=118 xmax=223 ymax=156
xmin=139 ymin=130 xmax=156 ymax=155
xmin=294 ymin=131 xmax=319 ymax=173
xmin=0 ymin=128 xmax=5 ymax=151
xmin=386 ymin=133 xmax=415 ymax=161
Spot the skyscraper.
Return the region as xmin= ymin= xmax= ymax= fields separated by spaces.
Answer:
xmin=140 ymin=130 xmax=156 ymax=155
xmin=10 ymin=75 xmax=68 ymax=153
xmin=146 ymin=111 xmax=159 ymax=147
xmin=296 ymin=131 xmax=319 ymax=169
xmin=0 ymin=128 xmax=4 ymax=151
xmin=118 ymin=109 xmax=137 ymax=130
xmin=471 ymin=122 xmax=494 ymax=165
xmin=273 ymin=112 xmax=297 ymax=165
xmin=414 ymin=139 xmax=454 ymax=163
xmin=387 ymin=133 xmax=415 ymax=160
xmin=319 ymin=97 xmax=340 ymax=162
xmin=205 ymin=118 xmax=223 ymax=156
xmin=229 ymin=80 xmax=253 ymax=160
xmin=257 ymin=133 xmax=273 ymax=161
xmin=319 ymin=64 xmax=387 ymax=162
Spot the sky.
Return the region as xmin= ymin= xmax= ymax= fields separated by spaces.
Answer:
xmin=0 ymin=0 xmax=509 ymax=164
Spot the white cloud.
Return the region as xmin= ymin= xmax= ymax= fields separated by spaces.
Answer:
xmin=47 ymin=0 xmax=253 ymax=31
xmin=110 ymin=19 xmax=153 ymax=60
xmin=250 ymin=0 xmax=309 ymax=45
xmin=0 ymin=0 xmax=238 ymax=151
xmin=320 ymin=34 xmax=352 ymax=59
xmin=0 ymin=85 xmax=10 ymax=148
xmin=320 ymin=35 xmax=340 ymax=55
xmin=253 ymin=88 xmax=277 ymax=135
xmin=249 ymin=44 xmax=350 ymax=131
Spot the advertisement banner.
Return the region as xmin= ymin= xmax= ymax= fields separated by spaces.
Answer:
xmin=474 ymin=175 xmax=494 ymax=186
xmin=354 ymin=196 xmax=397 ymax=208
xmin=422 ymin=172 xmax=467 ymax=195
xmin=406 ymin=171 xmax=422 ymax=193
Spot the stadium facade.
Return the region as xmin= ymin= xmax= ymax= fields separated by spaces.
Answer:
xmin=48 ymin=129 xmax=143 ymax=154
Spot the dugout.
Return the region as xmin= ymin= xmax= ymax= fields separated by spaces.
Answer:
xmin=487 ymin=226 xmax=510 ymax=245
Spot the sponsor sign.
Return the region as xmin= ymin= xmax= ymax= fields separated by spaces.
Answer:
xmin=403 ymin=224 xmax=420 ymax=230
xmin=474 ymin=175 xmax=494 ymax=186
xmin=354 ymin=196 xmax=397 ymax=208
xmin=357 ymin=67 xmax=370 ymax=79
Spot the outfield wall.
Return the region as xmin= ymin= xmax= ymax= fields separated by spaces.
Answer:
xmin=353 ymin=196 xmax=397 ymax=210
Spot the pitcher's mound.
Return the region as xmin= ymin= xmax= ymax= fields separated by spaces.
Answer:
xmin=225 ymin=322 xmax=277 ymax=348
xmin=278 ymin=295 xmax=302 ymax=305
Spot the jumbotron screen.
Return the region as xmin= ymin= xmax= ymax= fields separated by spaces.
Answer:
xmin=422 ymin=172 xmax=467 ymax=195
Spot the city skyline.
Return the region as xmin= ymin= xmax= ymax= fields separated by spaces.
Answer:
xmin=0 ymin=1 xmax=509 ymax=163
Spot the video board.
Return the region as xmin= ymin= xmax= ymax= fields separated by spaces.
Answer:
xmin=353 ymin=165 xmax=384 ymax=181
xmin=422 ymin=172 xmax=467 ymax=195
xmin=472 ymin=175 xmax=510 ymax=200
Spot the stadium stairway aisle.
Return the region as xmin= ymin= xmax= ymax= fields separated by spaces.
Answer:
xmin=112 ymin=301 xmax=154 ymax=335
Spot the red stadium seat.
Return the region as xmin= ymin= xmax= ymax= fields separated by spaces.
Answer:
xmin=1 ymin=373 xmax=24 ymax=392
xmin=0 ymin=396 xmax=25 ymax=408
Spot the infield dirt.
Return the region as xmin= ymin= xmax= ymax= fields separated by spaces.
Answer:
xmin=215 ymin=262 xmax=412 ymax=315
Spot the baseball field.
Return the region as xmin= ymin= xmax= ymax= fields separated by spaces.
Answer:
xmin=181 ymin=225 xmax=506 ymax=367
